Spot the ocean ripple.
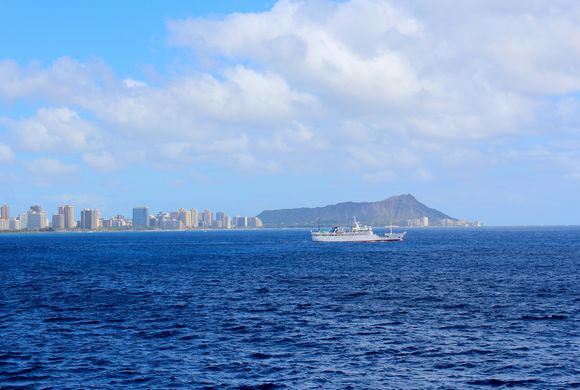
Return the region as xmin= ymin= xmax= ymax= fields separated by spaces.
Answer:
xmin=0 ymin=227 xmax=579 ymax=388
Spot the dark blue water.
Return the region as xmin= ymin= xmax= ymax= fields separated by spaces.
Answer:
xmin=0 ymin=228 xmax=579 ymax=388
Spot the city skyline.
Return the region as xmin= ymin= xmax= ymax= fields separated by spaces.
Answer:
xmin=0 ymin=202 xmax=262 ymax=231
xmin=1 ymin=1 xmax=580 ymax=225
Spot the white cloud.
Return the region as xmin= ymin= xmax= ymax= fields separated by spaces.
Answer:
xmin=24 ymin=158 xmax=79 ymax=176
xmin=0 ymin=143 xmax=15 ymax=162
xmin=0 ymin=57 xmax=112 ymax=102
xmin=123 ymin=78 xmax=147 ymax=89
xmin=415 ymin=168 xmax=434 ymax=182
xmin=167 ymin=0 xmax=422 ymax=107
xmin=6 ymin=107 xmax=99 ymax=152
xmin=83 ymin=151 xmax=117 ymax=172
xmin=362 ymin=170 xmax=398 ymax=183
xmin=48 ymin=193 xmax=106 ymax=208
xmin=1 ymin=0 xmax=580 ymax=181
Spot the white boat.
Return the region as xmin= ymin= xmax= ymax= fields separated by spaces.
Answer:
xmin=311 ymin=217 xmax=406 ymax=242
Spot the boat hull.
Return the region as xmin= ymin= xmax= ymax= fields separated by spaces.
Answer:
xmin=311 ymin=232 xmax=405 ymax=242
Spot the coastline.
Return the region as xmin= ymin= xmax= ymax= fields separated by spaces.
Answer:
xmin=2 ymin=225 xmax=579 ymax=236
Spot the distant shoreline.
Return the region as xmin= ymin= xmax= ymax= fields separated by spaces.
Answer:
xmin=0 ymin=227 xmax=267 ymax=235
xmin=1 ymin=225 xmax=579 ymax=236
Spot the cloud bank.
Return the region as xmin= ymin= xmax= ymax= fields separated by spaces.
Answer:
xmin=1 ymin=0 xmax=579 ymax=183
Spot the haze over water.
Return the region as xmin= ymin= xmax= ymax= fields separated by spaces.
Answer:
xmin=1 ymin=227 xmax=578 ymax=388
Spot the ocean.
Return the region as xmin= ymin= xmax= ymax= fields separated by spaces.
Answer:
xmin=0 ymin=227 xmax=578 ymax=388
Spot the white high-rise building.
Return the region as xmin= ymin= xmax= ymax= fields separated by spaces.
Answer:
xmin=191 ymin=209 xmax=199 ymax=228
xmin=178 ymin=208 xmax=192 ymax=228
xmin=9 ymin=218 xmax=21 ymax=230
xmin=27 ymin=206 xmax=48 ymax=230
xmin=202 ymin=209 xmax=212 ymax=228
xmin=223 ymin=215 xmax=231 ymax=229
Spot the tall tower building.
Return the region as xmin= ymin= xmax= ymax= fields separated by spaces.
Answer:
xmin=59 ymin=205 xmax=75 ymax=229
xmin=215 ymin=211 xmax=228 ymax=228
xmin=52 ymin=214 xmax=65 ymax=229
xmin=223 ymin=215 xmax=231 ymax=229
xmin=235 ymin=216 xmax=248 ymax=228
xmin=27 ymin=206 xmax=47 ymax=230
xmin=191 ymin=209 xmax=199 ymax=228
xmin=202 ymin=209 xmax=212 ymax=227
xmin=178 ymin=208 xmax=192 ymax=228
xmin=133 ymin=206 xmax=150 ymax=228
xmin=80 ymin=209 xmax=99 ymax=230
xmin=1 ymin=204 xmax=8 ymax=220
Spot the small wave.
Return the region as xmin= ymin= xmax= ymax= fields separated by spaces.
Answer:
xmin=467 ymin=378 xmax=541 ymax=386
xmin=237 ymin=383 xmax=286 ymax=390
xmin=249 ymin=352 xmax=272 ymax=359
xmin=43 ymin=317 xmax=82 ymax=323
xmin=443 ymin=303 xmax=468 ymax=309
xmin=226 ymin=325 xmax=249 ymax=333
xmin=0 ymin=353 xmax=31 ymax=361
xmin=346 ymin=291 xmax=369 ymax=298
xmin=122 ymin=376 xmax=153 ymax=384
xmin=246 ymin=307 xmax=277 ymax=313
xmin=179 ymin=334 xmax=198 ymax=341
xmin=414 ymin=296 xmax=442 ymax=302
xmin=433 ymin=362 xmax=455 ymax=369
xmin=438 ymin=324 xmax=470 ymax=330
xmin=459 ymin=349 xmax=495 ymax=356
xmin=520 ymin=314 xmax=567 ymax=321
xmin=138 ymin=330 xmax=181 ymax=339
xmin=0 ymin=374 xmax=51 ymax=382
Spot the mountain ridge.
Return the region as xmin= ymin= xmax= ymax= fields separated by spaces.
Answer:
xmin=257 ymin=194 xmax=456 ymax=227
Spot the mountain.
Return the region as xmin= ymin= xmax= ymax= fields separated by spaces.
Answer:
xmin=257 ymin=194 xmax=455 ymax=227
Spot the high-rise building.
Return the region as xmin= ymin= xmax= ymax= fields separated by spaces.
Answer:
xmin=202 ymin=209 xmax=212 ymax=227
xmin=247 ymin=217 xmax=263 ymax=228
xmin=223 ymin=215 xmax=231 ymax=229
xmin=234 ymin=216 xmax=248 ymax=228
xmin=191 ymin=209 xmax=199 ymax=228
xmin=58 ymin=205 xmax=75 ymax=229
xmin=422 ymin=216 xmax=429 ymax=227
xmin=9 ymin=218 xmax=21 ymax=230
xmin=178 ymin=208 xmax=192 ymax=228
xmin=1 ymin=204 xmax=8 ymax=220
xmin=27 ymin=206 xmax=47 ymax=230
xmin=80 ymin=209 xmax=99 ymax=230
xmin=133 ymin=206 xmax=150 ymax=228
xmin=19 ymin=213 xmax=28 ymax=229
xmin=52 ymin=214 xmax=65 ymax=229
xmin=215 ymin=211 xmax=230 ymax=229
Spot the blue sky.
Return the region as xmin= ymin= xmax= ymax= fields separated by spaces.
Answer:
xmin=1 ymin=0 xmax=580 ymax=225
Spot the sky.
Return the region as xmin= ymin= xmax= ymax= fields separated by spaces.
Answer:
xmin=1 ymin=0 xmax=579 ymax=225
